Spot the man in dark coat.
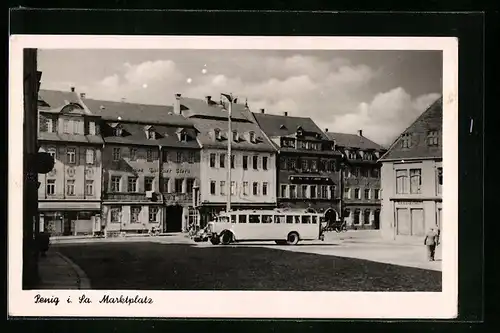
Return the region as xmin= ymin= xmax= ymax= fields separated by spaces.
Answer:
xmin=424 ymin=227 xmax=439 ymax=261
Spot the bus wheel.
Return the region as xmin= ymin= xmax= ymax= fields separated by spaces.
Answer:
xmin=220 ymin=231 xmax=233 ymax=245
xmin=286 ymin=232 xmax=300 ymax=245
xmin=275 ymin=240 xmax=286 ymax=245
xmin=210 ymin=236 xmax=220 ymax=245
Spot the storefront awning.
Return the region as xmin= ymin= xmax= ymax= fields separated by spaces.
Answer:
xmin=39 ymin=201 xmax=100 ymax=211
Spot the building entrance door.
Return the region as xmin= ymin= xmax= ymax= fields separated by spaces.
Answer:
xmin=164 ymin=205 xmax=183 ymax=232
xmin=324 ymin=208 xmax=337 ymax=227
xmin=396 ymin=208 xmax=410 ymax=235
xmin=374 ymin=210 xmax=380 ymax=229
xmin=411 ymin=208 xmax=425 ymax=236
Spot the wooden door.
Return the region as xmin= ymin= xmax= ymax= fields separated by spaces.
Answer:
xmin=411 ymin=208 xmax=425 ymax=236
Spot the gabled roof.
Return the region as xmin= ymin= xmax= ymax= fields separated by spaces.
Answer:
xmin=180 ymin=97 xmax=251 ymax=122
xmin=38 ymin=89 xmax=95 ymax=116
xmin=379 ymin=97 xmax=443 ymax=162
xmin=326 ymin=132 xmax=385 ymax=151
xmin=83 ymin=98 xmax=192 ymax=127
xmin=101 ymin=122 xmax=200 ymax=149
xmin=253 ymin=112 xmax=330 ymax=141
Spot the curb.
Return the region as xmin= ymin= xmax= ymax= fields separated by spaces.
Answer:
xmin=55 ymin=252 xmax=92 ymax=289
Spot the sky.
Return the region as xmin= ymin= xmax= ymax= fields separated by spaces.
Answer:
xmin=38 ymin=49 xmax=442 ymax=147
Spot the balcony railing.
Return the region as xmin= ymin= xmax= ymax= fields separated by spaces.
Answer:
xmin=162 ymin=192 xmax=193 ymax=204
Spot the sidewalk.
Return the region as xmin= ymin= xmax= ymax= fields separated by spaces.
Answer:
xmin=37 ymin=248 xmax=90 ymax=289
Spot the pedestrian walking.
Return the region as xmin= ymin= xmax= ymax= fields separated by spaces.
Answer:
xmin=424 ymin=227 xmax=439 ymax=261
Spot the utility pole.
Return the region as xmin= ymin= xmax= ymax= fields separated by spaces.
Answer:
xmin=221 ymin=93 xmax=233 ymax=212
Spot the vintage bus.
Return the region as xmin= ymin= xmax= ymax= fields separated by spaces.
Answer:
xmin=206 ymin=209 xmax=327 ymax=245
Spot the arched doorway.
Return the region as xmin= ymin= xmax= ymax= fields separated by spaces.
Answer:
xmin=164 ymin=204 xmax=183 ymax=232
xmin=324 ymin=208 xmax=338 ymax=226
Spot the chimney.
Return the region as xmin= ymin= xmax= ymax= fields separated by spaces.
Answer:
xmin=205 ymin=95 xmax=212 ymax=104
xmin=70 ymin=87 xmax=75 ymax=92
xmin=357 ymin=130 xmax=363 ymax=137
xmin=80 ymin=92 xmax=86 ymax=98
xmin=260 ymin=108 xmax=265 ymax=114
xmin=283 ymin=111 xmax=288 ymax=116
xmin=174 ymin=93 xmax=182 ymax=115
xmin=325 ymin=128 xmax=329 ymax=132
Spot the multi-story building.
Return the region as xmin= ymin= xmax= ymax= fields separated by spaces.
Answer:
xmin=85 ymin=97 xmax=201 ymax=234
xmin=379 ymin=97 xmax=442 ymax=240
xmin=174 ymin=94 xmax=277 ymax=226
xmin=37 ymin=88 xmax=104 ymax=236
xmin=252 ymin=110 xmax=343 ymax=224
xmin=326 ymin=130 xmax=386 ymax=229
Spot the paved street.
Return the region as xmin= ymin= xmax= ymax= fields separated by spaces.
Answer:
xmin=46 ymin=231 xmax=442 ymax=292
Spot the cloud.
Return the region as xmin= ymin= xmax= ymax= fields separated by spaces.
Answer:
xmin=327 ymin=87 xmax=441 ymax=146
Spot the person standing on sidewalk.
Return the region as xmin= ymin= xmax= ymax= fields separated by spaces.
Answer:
xmin=424 ymin=227 xmax=439 ymax=261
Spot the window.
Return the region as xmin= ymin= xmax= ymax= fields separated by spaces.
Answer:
xmin=329 ymin=160 xmax=336 ymax=172
xmin=147 ymin=129 xmax=156 ymax=140
xmin=262 ymin=156 xmax=268 ymax=170
xmin=262 ymin=215 xmax=272 ymax=224
xmin=88 ymin=121 xmax=96 ymax=135
xmin=162 ymin=178 xmax=169 ymax=192
xmin=263 ymin=182 xmax=268 ymax=196
xmin=73 ymin=119 xmax=84 ymax=134
xmin=110 ymin=207 xmax=122 ymax=223
xmin=47 ymin=147 xmax=57 ymax=160
xmin=437 ymin=167 xmax=443 ymax=194
xmin=290 ymin=185 xmax=297 ymax=198
xmin=249 ymin=215 xmax=260 ymax=224
xmin=129 ymin=148 xmax=137 ymax=161
xmin=128 ymin=177 xmax=137 ymax=192
xmin=374 ymin=189 xmax=380 ymax=199
xmin=147 ymin=149 xmax=154 ymax=162
xmin=176 ymin=152 xmax=183 ymax=163
xmin=427 ymin=130 xmax=439 ymax=146
xmin=354 ymin=188 xmax=360 ymax=199
xmin=84 ymin=149 xmax=94 ymax=165
xmin=149 ymin=207 xmax=159 ymax=222
xmin=145 ymin=177 xmax=154 ymax=192
xmin=219 ymin=154 xmax=226 ymax=168
xmin=186 ymin=178 xmax=195 ymax=194
xmin=114 ymin=127 xmax=122 ymax=137
xmin=85 ymin=180 xmax=94 ymax=196
xmin=371 ymin=168 xmax=380 ymax=178
xmin=286 ymin=216 xmax=294 ymax=224
xmin=231 ymin=155 xmax=235 ymax=169
xmin=231 ymin=181 xmax=236 ymax=195
xmin=253 ymin=182 xmax=259 ymax=195
xmin=364 ymin=210 xmax=371 ymax=224
xmin=131 ymin=206 xmax=141 ymax=223
xmin=344 ymin=187 xmax=351 ymax=199
xmin=287 ymin=158 xmax=296 ymax=170
xmin=46 ymin=179 xmax=55 ymax=196
xmin=301 ymin=216 xmax=311 ymax=224
xmin=210 ymin=181 xmax=216 ymax=195
xmin=112 ymin=147 xmax=121 ymax=161
xmin=188 ymin=151 xmax=195 ymax=163
xmin=396 ymin=169 xmax=408 ymax=194
xmin=353 ymin=209 xmax=360 ymax=225
xmin=67 ymin=148 xmax=76 ymax=164
xmin=410 ymin=169 xmax=422 ymax=194
xmin=175 ymin=179 xmax=183 ymax=193
xmin=66 ymin=180 xmax=75 ymax=196
xmin=354 ymin=167 xmax=360 ymax=177
xmin=231 ymin=215 xmax=237 ymax=223
xmin=364 ymin=188 xmax=370 ymax=199
xmin=281 ymin=185 xmax=287 ymax=198
xmin=161 ymin=150 xmax=168 ymax=162
xmin=253 ymin=156 xmax=258 ymax=170
xmin=401 ymin=133 xmax=411 ymax=148
xmin=63 ymin=119 xmax=69 ymax=133
xmin=243 ymin=181 xmax=249 ymax=195
xmin=311 ymin=160 xmax=318 ymax=172
xmin=321 ymin=185 xmax=328 ymax=199
xmin=329 ymin=185 xmax=336 ymax=199
xmin=111 ymin=176 xmax=121 ymax=192
xmin=220 ymin=181 xmax=226 ymax=195
xmin=232 ymin=131 xmax=238 ymax=142
xmin=280 ymin=157 xmax=287 ymax=169
xmin=310 ymin=185 xmax=317 ymax=199
xmin=242 ymin=156 xmax=248 ymax=170
xmin=214 ymin=128 xmax=221 ymax=140
xmin=301 ymin=159 xmax=309 ymax=171
xmin=239 ymin=215 xmax=247 ymax=223
xmin=209 ymin=153 xmax=216 ymax=168
xmin=301 ymin=185 xmax=308 ymax=198
xmin=361 ymin=168 xmax=369 ymax=178
xmin=249 ymin=131 xmax=255 ymax=142
xmin=320 ymin=160 xmax=327 ymax=172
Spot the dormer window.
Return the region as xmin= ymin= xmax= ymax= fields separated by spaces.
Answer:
xmin=214 ymin=128 xmax=221 ymax=140
xmin=144 ymin=125 xmax=157 ymax=140
xmin=401 ymin=133 xmax=411 ymax=148
xmin=280 ymin=124 xmax=287 ymax=130
xmin=296 ymin=126 xmax=304 ymax=137
xmin=110 ymin=123 xmax=122 ymax=137
xmin=427 ymin=130 xmax=439 ymax=146
xmin=249 ymin=131 xmax=256 ymax=143
xmin=176 ymin=128 xmax=188 ymax=142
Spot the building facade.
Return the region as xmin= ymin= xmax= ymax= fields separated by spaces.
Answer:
xmin=85 ymin=98 xmax=202 ymax=234
xmin=176 ymin=95 xmax=277 ymax=226
xmin=326 ymin=130 xmax=386 ymax=229
xmin=253 ymin=110 xmax=342 ymax=224
xmin=37 ymin=89 xmax=103 ymax=236
xmin=379 ymin=97 xmax=443 ymax=240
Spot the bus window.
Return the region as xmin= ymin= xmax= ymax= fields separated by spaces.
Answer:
xmin=249 ymin=215 xmax=260 ymax=223
xmin=301 ymin=215 xmax=311 ymax=224
xmin=286 ymin=216 xmax=294 ymax=224
xmin=231 ymin=214 xmax=237 ymax=223
xmin=239 ymin=215 xmax=247 ymax=223
xmin=262 ymin=215 xmax=272 ymax=223
xmin=294 ymin=216 xmax=301 ymax=224
xmin=274 ymin=215 xmax=285 ymax=224
xmin=312 ymin=215 xmax=317 ymax=224
xmin=219 ymin=216 xmax=229 ymax=223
